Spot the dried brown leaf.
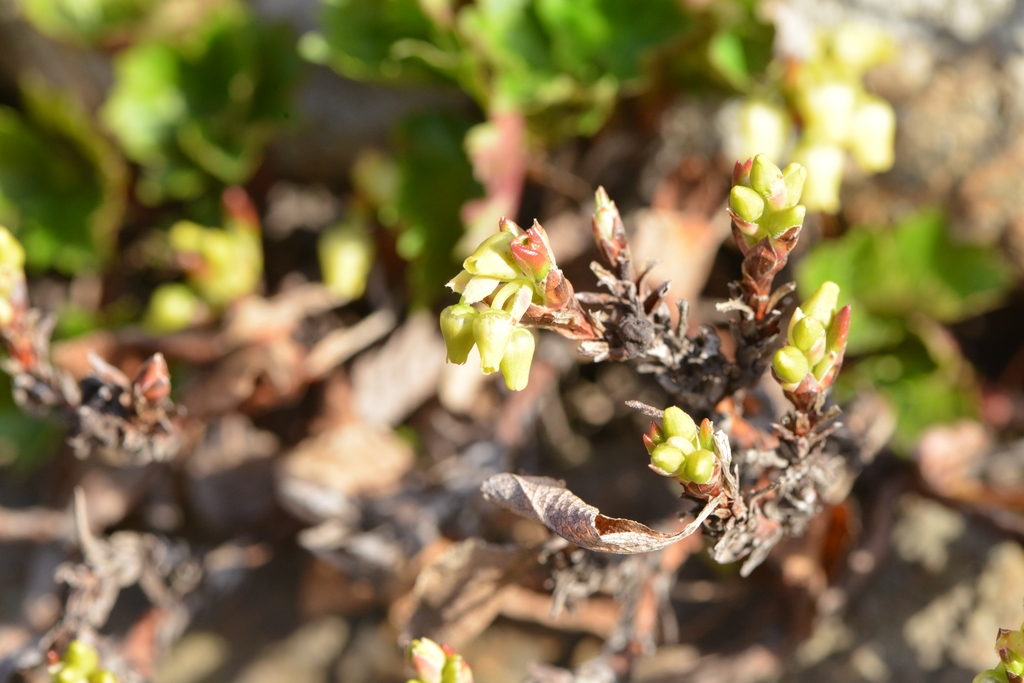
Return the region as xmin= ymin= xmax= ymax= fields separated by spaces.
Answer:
xmin=481 ymin=474 xmax=719 ymax=554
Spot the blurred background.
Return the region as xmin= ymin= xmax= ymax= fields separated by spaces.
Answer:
xmin=1 ymin=0 xmax=1024 ymax=681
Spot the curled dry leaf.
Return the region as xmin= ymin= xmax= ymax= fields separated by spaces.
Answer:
xmin=481 ymin=474 xmax=721 ymax=554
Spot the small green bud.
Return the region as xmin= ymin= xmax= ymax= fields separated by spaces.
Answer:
xmin=665 ymin=436 xmax=696 ymax=455
xmin=973 ymin=669 xmax=1008 ymax=683
xmin=729 ymin=186 xmax=765 ymax=223
xmin=662 ymin=406 xmax=697 ymax=441
xmin=499 ymin=326 xmax=535 ymax=391
xmin=440 ymin=303 xmax=478 ymax=365
xmin=998 ymin=630 xmax=1024 ymax=674
xmin=684 ymin=449 xmax=716 ymax=485
xmin=781 ymin=163 xmax=807 ymax=209
xmin=54 ymin=666 xmax=88 ymax=683
xmin=651 ymin=443 xmax=686 ymax=475
xmin=594 ymin=206 xmax=617 ymax=242
xmin=144 ymin=283 xmax=201 ymax=334
xmin=773 ymin=346 xmax=810 ymax=385
xmin=63 ymin=641 xmax=99 ymax=675
xmin=749 ymin=154 xmax=785 ymax=203
xmin=440 ymin=653 xmax=474 ymax=683
xmin=761 ymin=205 xmax=806 ymax=239
xmin=88 ymin=671 xmax=117 ymax=683
xmin=473 ymin=308 xmax=515 ymax=373
xmin=0 ymin=226 xmax=25 ymax=269
xmin=168 ymin=220 xmax=205 ymax=253
xmin=463 ymin=232 xmax=519 ymax=280
xmin=408 ymin=638 xmax=446 ymax=683
xmin=802 ymin=281 xmax=840 ymax=328
xmin=1003 ymin=648 xmax=1024 ymax=676
xmin=791 ymin=316 xmax=826 ymax=353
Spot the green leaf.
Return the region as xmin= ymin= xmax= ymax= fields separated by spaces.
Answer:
xmin=798 ymin=209 xmax=1012 ymax=325
xmin=0 ymin=375 xmax=63 ymax=472
xmin=0 ymin=80 xmax=127 ymax=274
xmin=305 ymin=0 xmax=438 ymax=80
xmin=308 ymin=0 xmax=688 ymax=140
xmin=20 ymin=0 xmax=157 ymax=45
xmin=391 ymin=112 xmax=483 ymax=307
xmin=798 ymin=208 xmax=1006 ymax=450
xmin=708 ymin=30 xmax=749 ymax=88
xmin=101 ymin=4 xmax=300 ymax=204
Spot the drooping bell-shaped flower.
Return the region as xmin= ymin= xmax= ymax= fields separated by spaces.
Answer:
xmin=499 ymin=326 xmax=535 ymax=391
xmin=440 ymin=303 xmax=478 ymax=365
xmin=472 ymin=308 xmax=515 ymax=374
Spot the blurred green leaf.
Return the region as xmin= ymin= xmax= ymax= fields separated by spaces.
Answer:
xmin=301 ymin=0 xmax=438 ymax=80
xmin=20 ymin=0 xmax=156 ymax=45
xmin=0 ymin=80 xmax=127 ymax=274
xmin=102 ymin=3 xmax=300 ymax=204
xmin=307 ymin=0 xmax=688 ymax=141
xmin=708 ymin=30 xmax=749 ymax=88
xmin=799 ymin=209 xmax=1012 ymax=326
xmin=392 ymin=112 xmax=483 ymax=306
xmin=798 ymin=209 xmax=1011 ymax=451
xmin=0 ymin=375 xmax=63 ymax=472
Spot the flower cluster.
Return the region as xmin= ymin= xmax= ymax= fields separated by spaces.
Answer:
xmin=772 ymin=281 xmax=850 ymax=392
xmin=144 ymin=188 xmax=263 ymax=332
xmin=975 ymin=621 xmax=1024 ymax=683
xmin=720 ymin=23 xmax=896 ymax=213
xmin=643 ymin=406 xmax=718 ymax=486
xmin=441 ymin=217 xmax=553 ymax=391
xmin=728 ymin=154 xmax=807 ymax=248
xmin=48 ymin=641 xmax=117 ymax=683
xmin=407 ymin=638 xmax=474 ymax=683
xmin=0 ymin=226 xmax=26 ymax=328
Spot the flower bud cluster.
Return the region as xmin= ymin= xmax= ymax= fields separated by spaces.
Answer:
xmin=643 ymin=406 xmax=718 ymax=485
xmin=408 ymin=637 xmax=474 ymax=683
xmin=719 ymin=23 xmax=896 ymax=213
xmin=144 ymin=191 xmax=263 ymax=333
xmin=48 ymin=640 xmax=117 ymax=683
xmin=0 ymin=226 xmax=26 ymax=328
xmin=442 ymin=218 xmax=552 ymax=391
xmin=728 ymin=154 xmax=807 ymax=247
xmin=167 ymin=217 xmax=263 ymax=306
xmin=318 ymin=223 xmax=375 ymax=300
xmin=772 ymin=281 xmax=850 ymax=391
xmin=974 ymin=621 xmax=1024 ymax=683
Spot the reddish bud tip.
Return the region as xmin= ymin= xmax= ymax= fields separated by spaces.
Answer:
xmin=648 ymin=421 xmax=663 ymax=442
xmin=133 ymin=353 xmax=171 ymax=404
xmin=830 ymin=305 xmax=851 ymax=351
xmin=698 ymin=418 xmax=714 ymax=451
xmin=222 ymin=187 xmax=259 ymax=231
xmin=733 ymin=158 xmax=754 ymax=186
